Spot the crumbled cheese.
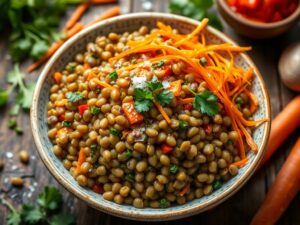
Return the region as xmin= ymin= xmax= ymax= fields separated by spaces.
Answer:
xmin=162 ymin=80 xmax=171 ymax=88
xmin=143 ymin=60 xmax=152 ymax=68
xmin=131 ymin=75 xmax=147 ymax=89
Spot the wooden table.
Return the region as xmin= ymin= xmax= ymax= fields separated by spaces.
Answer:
xmin=1 ymin=1 xmax=299 ymax=224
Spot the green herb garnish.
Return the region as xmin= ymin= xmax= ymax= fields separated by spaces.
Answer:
xmin=62 ymin=121 xmax=71 ymax=127
xmin=125 ymin=173 xmax=135 ymax=183
xmin=125 ymin=149 xmax=133 ymax=158
xmin=8 ymin=118 xmax=17 ymax=129
xmin=109 ymin=127 xmax=119 ymax=136
xmin=179 ymin=120 xmax=189 ymax=130
xmin=134 ymin=88 xmax=154 ymax=113
xmin=159 ymin=198 xmax=168 ymax=208
xmin=108 ymin=71 xmax=118 ymax=81
xmin=156 ymin=90 xmax=173 ymax=106
xmin=146 ymin=79 xmax=163 ymax=91
xmin=169 ymin=0 xmax=223 ymax=30
xmin=170 ymin=164 xmax=178 ymax=174
xmin=152 ymin=60 xmax=165 ymax=69
xmin=89 ymin=106 xmax=100 ymax=115
xmin=1 ymin=186 xmax=75 ymax=225
xmin=199 ymin=57 xmax=207 ymax=65
xmin=213 ymin=180 xmax=222 ymax=190
xmin=188 ymin=89 xmax=219 ymax=116
xmin=66 ymin=92 xmax=84 ymax=103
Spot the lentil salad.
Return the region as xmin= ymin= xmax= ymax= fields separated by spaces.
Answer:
xmin=47 ymin=18 xmax=266 ymax=208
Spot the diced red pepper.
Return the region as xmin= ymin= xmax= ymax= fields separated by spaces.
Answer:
xmin=122 ymin=101 xmax=144 ymax=125
xmin=78 ymin=105 xmax=89 ymax=115
xmin=184 ymin=103 xmax=193 ymax=110
xmin=168 ymin=80 xmax=183 ymax=97
xmin=161 ymin=144 xmax=173 ymax=154
xmin=162 ymin=36 xmax=170 ymax=41
xmin=164 ymin=66 xmax=173 ymax=77
xmin=92 ymin=184 xmax=104 ymax=194
xmin=204 ymin=124 xmax=213 ymax=135
xmin=58 ymin=114 xmax=65 ymax=122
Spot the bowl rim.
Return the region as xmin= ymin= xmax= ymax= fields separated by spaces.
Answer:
xmin=31 ymin=12 xmax=271 ymax=221
xmin=217 ymin=0 xmax=300 ymax=29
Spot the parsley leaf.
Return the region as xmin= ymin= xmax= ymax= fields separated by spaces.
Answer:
xmin=37 ymin=186 xmax=62 ymax=211
xmin=21 ymin=204 xmax=43 ymax=224
xmin=108 ymin=71 xmax=118 ymax=81
xmin=89 ymin=106 xmax=100 ymax=115
xmin=134 ymin=99 xmax=152 ymax=112
xmin=170 ymin=164 xmax=178 ymax=174
xmin=147 ymin=79 xmax=163 ymax=91
xmin=156 ymin=90 xmax=173 ymax=106
xmin=49 ymin=214 xmax=75 ymax=225
xmin=66 ymin=92 xmax=84 ymax=103
xmin=192 ymin=90 xmax=219 ymax=116
xmin=134 ymin=88 xmax=154 ymax=101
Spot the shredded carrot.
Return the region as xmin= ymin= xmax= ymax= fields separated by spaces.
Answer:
xmin=87 ymin=71 xmax=97 ymax=81
xmin=154 ymin=101 xmax=171 ymax=124
xmin=231 ymin=158 xmax=248 ymax=168
xmin=179 ymin=183 xmax=190 ymax=196
xmin=63 ymin=3 xmax=89 ymax=31
xmin=76 ymin=148 xmax=86 ymax=174
xmin=179 ymin=98 xmax=194 ymax=104
xmin=85 ymin=6 xmax=120 ymax=28
xmin=244 ymin=89 xmax=259 ymax=114
xmin=92 ymin=78 xmax=113 ymax=88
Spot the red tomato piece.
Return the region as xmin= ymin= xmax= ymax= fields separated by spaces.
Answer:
xmin=161 ymin=144 xmax=173 ymax=154
xmin=92 ymin=184 xmax=104 ymax=194
xmin=58 ymin=114 xmax=65 ymax=122
xmin=204 ymin=124 xmax=213 ymax=135
xmin=78 ymin=105 xmax=89 ymax=115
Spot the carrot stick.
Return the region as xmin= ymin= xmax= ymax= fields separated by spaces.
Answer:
xmin=259 ymin=96 xmax=300 ymax=168
xmin=250 ymin=138 xmax=300 ymax=225
xmin=85 ymin=6 xmax=120 ymax=28
xmin=92 ymin=78 xmax=113 ymax=88
xmin=179 ymin=98 xmax=194 ymax=104
xmin=179 ymin=183 xmax=190 ymax=196
xmin=76 ymin=148 xmax=86 ymax=174
xmin=154 ymin=101 xmax=171 ymax=124
xmin=27 ymin=23 xmax=84 ymax=73
xmin=63 ymin=3 xmax=89 ymax=31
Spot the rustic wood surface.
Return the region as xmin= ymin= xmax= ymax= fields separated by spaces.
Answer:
xmin=1 ymin=1 xmax=300 ymax=224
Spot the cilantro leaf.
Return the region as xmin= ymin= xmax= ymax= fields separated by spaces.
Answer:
xmin=89 ymin=106 xmax=100 ymax=115
xmin=192 ymin=90 xmax=219 ymax=116
xmin=134 ymin=88 xmax=153 ymax=101
xmin=66 ymin=92 xmax=84 ymax=103
xmin=108 ymin=71 xmax=118 ymax=81
xmin=49 ymin=214 xmax=75 ymax=225
xmin=7 ymin=210 xmax=21 ymax=225
xmin=37 ymin=186 xmax=62 ymax=211
xmin=134 ymin=99 xmax=152 ymax=112
xmin=21 ymin=204 xmax=43 ymax=224
xmin=146 ymin=79 xmax=163 ymax=91
xmin=156 ymin=90 xmax=173 ymax=106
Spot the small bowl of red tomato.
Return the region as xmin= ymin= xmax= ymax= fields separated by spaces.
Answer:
xmin=216 ymin=0 xmax=300 ymax=38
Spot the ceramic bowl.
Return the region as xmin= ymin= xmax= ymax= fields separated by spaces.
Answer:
xmin=216 ymin=0 xmax=300 ymax=39
xmin=31 ymin=12 xmax=271 ymax=221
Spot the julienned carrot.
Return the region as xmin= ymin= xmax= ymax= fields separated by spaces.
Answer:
xmin=92 ymin=78 xmax=112 ymax=88
xmin=259 ymin=95 xmax=300 ymax=168
xmin=231 ymin=158 xmax=248 ymax=168
xmin=85 ymin=6 xmax=120 ymax=28
xmin=154 ymin=101 xmax=171 ymax=124
xmin=179 ymin=98 xmax=194 ymax=104
xmin=64 ymin=3 xmax=89 ymax=31
xmin=27 ymin=23 xmax=84 ymax=73
xmin=179 ymin=183 xmax=190 ymax=196
xmin=250 ymin=138 xmax=300 ymax=225
xmin=76 ymin=148 xmax=86 ymax=174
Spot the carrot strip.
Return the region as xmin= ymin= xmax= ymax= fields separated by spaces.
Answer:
xmin=244 ymin=89 xmax=259 ymax=114
xmin=76 ymin=148 xmax=86 ymax=174
xmin=85 ymin=6 xmax=120 ymax=27
xmin=179 ymin=183 xmax=190 ymax=196
xmin=179 ymin=98 xmax=194 ymax=104
xmin=259 ymin=96 xmax=300 ymax=168
xmin=251 ymin=138 xmax=300 ymax=225
xmin=27 ymin=23 xmax=84 ymax=73
xmin=92 ymin=78 xmax=112 ymax=88
xmin=63 ymin=3 xmax=89 ymax=31
xmin=231 ymin=158 xmax=248 ymax=168
xmin=154 ymin=101 xmax=171 ymax=124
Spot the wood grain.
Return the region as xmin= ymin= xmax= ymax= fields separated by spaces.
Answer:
xmin=0 ymin=1 xmax=300 ymax=225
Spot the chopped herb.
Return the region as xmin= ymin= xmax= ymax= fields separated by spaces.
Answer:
xmin=199 ymin=57 xmax=207 ymax=65
xmin=189 ymin=89 xmax=219 ymax=116
xmin=179 ymin=120 xmax=189 ymax=130
xmin=159 ymin=198 xmax=168 ymax=208
xmin=156 ymin=90 xmax=173 ymax=106
xmin=89 ymin=106 xmax=101 ymax=115
xmin=108 ymin=71 xmax=118 ymax=81
xmin=66 ymin=92 xmax=84 ymax=103
xmin=109 ymin=127 xmax=119 ymax=136
xmin=227 ymin=140 xmax=233 ymax=145
xmin=15 ymin=127 xmax=23 ymax=135
xmin=147 ymin=79 xmax=163 ymax=91
xmin=125 ymin=173 xmax=135 ymax=183
xmin=90 ymin=144 xmax=97 ymax=150
xmin=152 ymin=60 xmax=165 ymax=69
xmin=8 ymin=118 xmax=17 ymax=129
xmin=134 ymin=88 xmax=153 ymax=113
xmin=125 ymin=149 xmax=133 ymax=158
xmin=213 ymin=180 xmax=222 ymax=190
xmin=62 ymin=121 xmax=71 ymax=127
xmin=170 ymin=164 xmax=178 ymax=174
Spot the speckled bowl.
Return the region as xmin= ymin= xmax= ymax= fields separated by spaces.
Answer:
xmin=31 ymin=13 xmax=271 ymax=221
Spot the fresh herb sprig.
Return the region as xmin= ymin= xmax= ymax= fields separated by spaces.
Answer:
xmin=188 ymin=88 xmax=219 ymax=116
xmin=169 ymin=0 xmax=223 ymax=30
xmin=134 ymin=79 xmax=173 ymax=113
xmin=1 ymin=186 xmax=75 ymax=225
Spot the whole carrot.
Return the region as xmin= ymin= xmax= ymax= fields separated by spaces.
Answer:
xmin=63 ymin=3 xmax=90 ymax=31
xmin=85 ymin=6 xmax=120 ymax=27
xmin=259 ymin=95 xmax=300 ymax=168
xmin=250 ymin=138 xmax=300 ymax=225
